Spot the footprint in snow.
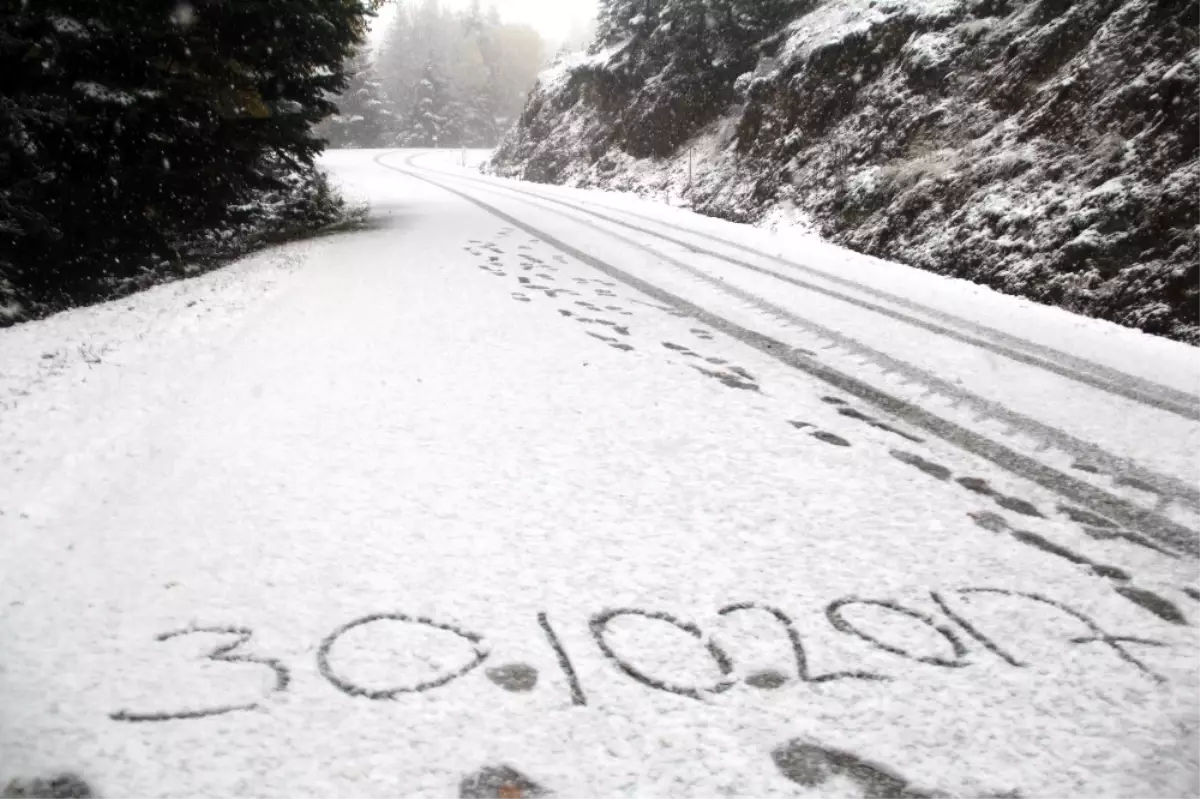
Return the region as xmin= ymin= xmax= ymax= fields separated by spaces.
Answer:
xmin=690 ymin=365 xmax=759 ymax=392
xmin=663 ymin=342 xmax=697 ymax=356
xmin=511 ymin=293 xmax=531 ymax=303
xmin=459 ymin=765 xmax=548 ymax=798
xmin=834 ymin=405 xmax=925 ymax=443
xmin=889 ymin=450 xmax=951 ymax=481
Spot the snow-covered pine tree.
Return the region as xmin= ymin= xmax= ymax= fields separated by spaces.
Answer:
xmin=405 ymin=60 xmax=449 ymax=146
xmin=1 ymin=0 xmax=379 ymax=319
xmin=377 ymin=0 xmax=545 ymax=148
xmin=319 ymin=49 xmax=395 ymax=148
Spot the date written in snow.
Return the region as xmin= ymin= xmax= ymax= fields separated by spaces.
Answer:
xmin=110 ymin=587 xmax=1174 ymax=723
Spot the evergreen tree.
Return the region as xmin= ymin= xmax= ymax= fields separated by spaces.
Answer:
xmin=406 ymin=60 xmax=448 ymax=146
xmin=376 ymin=0 xmax=546 ymax=148
xmin=318 ymin=48 xmax=394 ymax=148
xmin=1 ymin=0 xmax=380 ymax=317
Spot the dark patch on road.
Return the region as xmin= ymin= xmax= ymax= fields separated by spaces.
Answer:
xmin=890 ymin=450 xmax=952 ymax=481
xmin=1010 ymin=530 xmax=1129 ymax=580
xmin=772 ymin=740 xmax=927 ymax=798
xmin=811 ymin=431 xmax=850 ymax=447
xmin=459 ymin=765 xmax=549 ymax=798
xmin=690 ymin=365 xmax=760 ymax=392
xmin=485 ymin=663 xmax=539 ymax=693
xmin=969 ymin=510 xmax=1010 ymax=533
xmin=1116 ymin=475 xmax=1160 ymax=495
xmin=994 ymin=495 xmax=1043 ymax=518
xmin=837 ymin=406 xmax=926 ymax=443
xmin=745 ymin=670 xmax=789 ymax=690
xmin=3 ymin=775 xmax=95 ymax=799
xmin=1112 ymin=586 xmax=1187 ymax=625
xmin=1058 ymin=505 xmax=1117 ymax=528
xmin=728 ymin=365 xmax=755 ymax=381
xmin=1079 ymin=525 xmax=1180 ymax=558
xmin=958 ymin=477 xmax=993 ymax=496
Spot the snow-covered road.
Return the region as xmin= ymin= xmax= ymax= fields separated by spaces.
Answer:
xmin=1 ymin=149 xmax=1197 ymax=798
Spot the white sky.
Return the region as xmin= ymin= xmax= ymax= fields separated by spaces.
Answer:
xmin=369 ymin=0 xmax=598 ymax=47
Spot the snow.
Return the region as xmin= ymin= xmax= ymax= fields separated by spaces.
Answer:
xmin=0 ymin=150 xmax=1196 ymax=798
xmin=48 ymin=16 xmax=87 ymax=37
xmin=902 ymin=31 xmax=957 ymax=69
xmin=777 ymin=0 xmax=962 ymax=65
xmin=73 ymin=81 xmax=136 ymax=106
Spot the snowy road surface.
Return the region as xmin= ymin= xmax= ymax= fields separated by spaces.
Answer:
xmin=1 ymin=149 xmax=1198 ymax=798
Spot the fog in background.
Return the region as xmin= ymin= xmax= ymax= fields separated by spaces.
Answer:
xmin=322 ymin=0 xmax=599 ymax=149
xmin=370 ymin=0 xmax=598 ymax=53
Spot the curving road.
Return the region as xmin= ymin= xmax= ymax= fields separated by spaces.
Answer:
xmin=0 ymin=149 xmax=1196 ymax=799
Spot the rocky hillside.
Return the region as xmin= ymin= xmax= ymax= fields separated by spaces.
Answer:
xmin=488 ymin=0 xmax=1199 ymax=343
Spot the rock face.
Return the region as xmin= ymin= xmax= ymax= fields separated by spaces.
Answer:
xmin=489 ymin=0 xmax=1199 ymax=343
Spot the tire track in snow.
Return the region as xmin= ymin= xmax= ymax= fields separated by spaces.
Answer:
xmin=441 ymin=163 xmax=1199 ymax=421
xmin=378 ymin=152 xmax=1198 ymax=557
xmin=403 ymin=158 xmax=1200 ymax=519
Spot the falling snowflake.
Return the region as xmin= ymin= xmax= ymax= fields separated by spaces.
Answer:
xmin=170 ymin=2 xmax=196 ymax=28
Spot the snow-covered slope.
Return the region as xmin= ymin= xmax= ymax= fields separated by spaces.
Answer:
xmin=489 ymin=0 xmax=1199 ymax=344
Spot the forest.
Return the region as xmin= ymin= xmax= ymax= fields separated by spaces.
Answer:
xmin=319 ymin=0 xmax=586 ymax=149
xmin=1 ymin=0 xmax=385 ymax=324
